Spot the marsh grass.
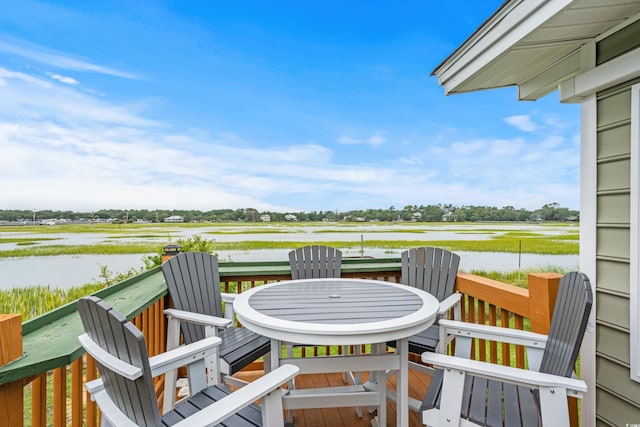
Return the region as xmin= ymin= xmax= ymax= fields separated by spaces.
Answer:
xmin=0 ymin=233 xmax=579 ymax=257
xmin=312 ymin=228 xmax=431 ymax=233
xmin=109 ymin=234 xmax=166 ymax=239
xmin=206 ymin=229 xmax=295 ymax=234
xmin=0 ymin=237 xmax=58 ymax=244
xmin=470 ymin=264 xmax=571 ymax=287
xmin=0 ymin=283 xmax=104 ymax=320
xmin=0 ymin=242 xmax=159 ymax=257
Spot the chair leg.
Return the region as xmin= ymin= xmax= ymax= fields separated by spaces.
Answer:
xmin=263 ymin=351 xmax=272 ymax=373
xmin=262 ymin=388 xmax=287 ymax=427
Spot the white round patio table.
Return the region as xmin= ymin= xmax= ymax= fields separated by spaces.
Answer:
xmin=234 ymin=278 xmax=439 ymax=427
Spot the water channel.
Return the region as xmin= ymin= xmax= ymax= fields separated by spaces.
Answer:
xmin=0 ymin=223 xmax=580 ymax=290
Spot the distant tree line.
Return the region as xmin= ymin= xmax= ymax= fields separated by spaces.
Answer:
xmin=0 ymin=203 xmax=578 ymax=223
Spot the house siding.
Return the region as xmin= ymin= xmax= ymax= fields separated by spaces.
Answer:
xmin=596 ymin=80 xmax=640 ymax=425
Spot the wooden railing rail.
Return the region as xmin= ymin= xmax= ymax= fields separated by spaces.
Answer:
xmin=454 ymin=272 xmax=561 ymax=367
xmin=0 ymin=258 xmax=567 ymax=426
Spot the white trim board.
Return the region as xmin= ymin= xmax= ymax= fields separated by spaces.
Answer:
xmin=561 ymin=47 xmax=640 ymax=102
xmin=630 ymin=83 xmax=640 ymax=383
xmin=579 ymin=94 xmax=598 ymax=427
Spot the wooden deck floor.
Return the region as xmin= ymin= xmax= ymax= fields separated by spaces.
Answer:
xmin=234 ymin=368 xmax=432 ymax=427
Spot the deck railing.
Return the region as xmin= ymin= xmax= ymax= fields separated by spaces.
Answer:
xmin=0 ymin=257 xmax=566 ymax=426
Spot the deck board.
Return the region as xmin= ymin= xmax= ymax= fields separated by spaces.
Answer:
xmin=234 ymin=367 xmax=432 ymax=427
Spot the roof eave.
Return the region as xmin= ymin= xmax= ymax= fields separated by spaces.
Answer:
xmin=432 ymin=0 xmax=576 ymax=97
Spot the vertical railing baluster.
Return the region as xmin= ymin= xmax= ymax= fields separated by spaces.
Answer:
xmin=515 ymin=314 xmax=525 ymax=368
xmin=52 ymin=366 xmax=66 ymax=427
xmin=31 ymin=373 xmax=47 ymax=427
xmin=71 ymin=358 xmax=83 ymax=427
xmin=477 ymin=300 xmax=486 ymax=362
xmin=488 ymin=304 xmax=498 ymax=364
xmin=501 ymin=310 xmax=511 ymax=366
xmin=468 ymin=296 xmax=476 ymax=359
xmin=85 ymin=354 xmax=97 ymax=427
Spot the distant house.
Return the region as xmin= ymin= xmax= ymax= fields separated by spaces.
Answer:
xmin=164 ymin=215 xmax=184 ymax=223
xmin=284 ymin=214 xmax=297 ymax=221
xmin=260 ymin=214 xmax=271 ymax=222
xmin=442 ymin=212 xmax=455 ymax=222
xmin=411 ymin=212 xmax=422 ymax=222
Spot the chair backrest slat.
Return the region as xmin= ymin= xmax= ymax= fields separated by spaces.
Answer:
xmin=162 ymin=252 xmax=223 ymax=344
xmin=289 ymin=245 xmax=342 ymax=280
xmin=78 ymin=296 xmax=161 ymax=425
xmin=539 ymin=271 xmax=593 ymax=377
xmin=401 ymin=247 xmax=460 ymax=303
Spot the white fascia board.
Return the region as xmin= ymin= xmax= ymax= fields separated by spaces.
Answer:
xmin=436 ymin=0 xmax=574 ymax=94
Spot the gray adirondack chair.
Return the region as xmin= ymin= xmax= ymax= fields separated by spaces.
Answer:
xmin=391 ymin=247 xmax=461 ymax=353
xmin=162 ymin=252 xmax=271 ymax=412
xmin=77 ymin=296 xmax=298 ymax=427
xmin=288 ymin=245 xmax=342 ymax=279
xmin=420 ymin=271 xmax=593 ymax=427
xmin=383 ymin=247 xmax=461 ymax=411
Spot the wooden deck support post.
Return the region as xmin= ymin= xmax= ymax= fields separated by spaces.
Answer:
xmin=527 ymin=272 xmax=562 ymax=334
xmin=0 ymin=314 xmax=23 ymax=427
xmin=527 ymin=272 xmax=578 ymax=427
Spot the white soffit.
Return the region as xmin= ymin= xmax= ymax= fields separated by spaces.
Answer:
xmin=433 ymin=0 xmax=640 ymax=100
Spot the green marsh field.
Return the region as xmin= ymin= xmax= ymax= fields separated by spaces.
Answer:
xmin=0 ymin=221 xmax=579 ymax=320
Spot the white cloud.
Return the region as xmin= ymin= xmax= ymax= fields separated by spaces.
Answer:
xmin=0 ymin=36 xmax=141 ymax=79
xmin=0 ymin=62 xmax=580 ymax=212
xmin=337 ymin=133 xmax=386 ymax=146
xmin=504 ymin=115 xmax=537 ymax=132
xmin=47 ymin=72 xmax=79 ymax=85
xmin=399 ymin=156 xmax=422 ymax=165
xmin=0 ymin=66 xmax=159 ymax=127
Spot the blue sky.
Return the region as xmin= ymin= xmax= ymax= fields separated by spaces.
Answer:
xmin=0 ymin=1 xmax=581 ymax=213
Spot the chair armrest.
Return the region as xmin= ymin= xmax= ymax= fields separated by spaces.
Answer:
xmin=438 ymin=293 xmax=461 ymax=316
xmin=439 ymin=319 xmax=548 ymax=348
xmin=421 ymin=352 xmax=587 ymax=395
xmin=172 ymin=364 xmax=300 ymax=427
xmin=164 ymin=308 xmax=232 ymax=328
xmin=85 ymin=378 xmax=104 ymax=400
xmin=79 ymin=334 xmax=142 ymax=380
xmin=149 ymin=336 xmax=222 ymax=377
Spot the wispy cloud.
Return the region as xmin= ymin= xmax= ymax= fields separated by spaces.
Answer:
xmin=0 ymin=36 xmax=141 ymax=79
xmin=47 ymin=72 xmax=79 ymax=86
xmin=337 ymin=133 xmax=387 ymax=146
xmin=504 ymin=114 xmax=537 ymax=132
xmin=0 ymin=66 xmax=158 ymax=127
